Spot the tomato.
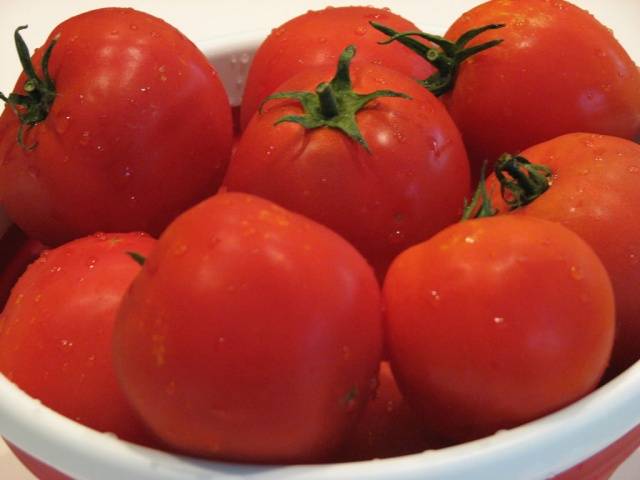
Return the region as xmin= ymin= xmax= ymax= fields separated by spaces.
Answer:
xmin=446 ymin=0 xmax=640 ymax=178
xmin=486 ymin=132 xmax=640 ymax=377
xmin=338 ymin=361 xmax=437 ymax=462
xmin=226 ymin=46 xmax=470 ymax=278
xmin=383 ymin=215 xmax=615 ymax=442
xmin=0 ymin=8 xmax=233 ymax=246
xmin=373 ymin=0 xmax=640 ymax=180
xmin=113 ymin=192 xmax=383 ymax=463
xmin=0 ymin=232 xmax=156 ymax=446
xmin=239 ymin=6 xmax=435 ymax=130
xmin=0 ymin=226 xmax=44 ymax=309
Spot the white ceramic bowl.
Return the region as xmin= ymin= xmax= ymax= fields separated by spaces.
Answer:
xmin=1 ymin=4 xmax=640 ymax=478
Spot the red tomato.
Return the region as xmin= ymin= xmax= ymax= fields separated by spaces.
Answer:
xmin=239 ymin=6 xmax=435 ymax=130
xmin=338 ymin=361 xmax=437 ymax=462
xmin=442 ymin=0 xmax=640 ymax=178
xmin=486 ymin=133 xmax=640 ymax=377
xmin=0 ymin=232 xmax=156 ymax=446
xmin=0 ymin=8 xmax=233 ymax=246
xmin=0 ymin=225 xmax=44 ymax=309
xmin=226 ymin=47 xmax=469 ymax=278
xmin=383 ymin=215 xmax=615 ymax=442
xmin=113 ymin=192 xmax=383 ymax=463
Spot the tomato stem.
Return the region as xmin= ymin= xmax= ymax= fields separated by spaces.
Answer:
xmin=0 ymin=26 xmax=58 ymax=150
xmin=461 ymin=162 xmax=497 ymax=221
xmin=370 ymin=22 xmax=504 ymax=96
xmin=316 ymin=82 xmax=339 ymax=118
xmin=494 ymin=154 xmax=552 ymax=209
xmin=260 ymin=45 xmax=411 ymax=152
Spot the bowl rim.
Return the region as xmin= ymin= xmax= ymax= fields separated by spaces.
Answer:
xmin=1 ymin=360 xmax=639 ymax=480
xmin=1 ymin=29 xmax=640 ymax=480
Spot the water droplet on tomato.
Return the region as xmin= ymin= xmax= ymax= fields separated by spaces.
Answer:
xmin=55 ymin=114 xmax=72 ymax=134
xmin=173 ymin=244 xmax=188 ymax=256
xmin=130 ymin=24 xmax=138 ymax=30
xmin=628 ymin=165 xmax=640 ymax=174
xmin=629 ymin=252 xmax=639 ymax=265
xmin=140 ymin=86 xmax=150 ymax=93
xmin=87 ymin=257 xmax=97 ymax=269
xmin=429 ymin=290 xmax=441 ymax=302
xmin=464 ymin=236 xmax=476 ymax=244
xmin=493 ymin=316 xmax=505 ymax=325
xmin=27 ymin=165 xmax=40 ymax=179
xmin=570 ymin=265 xmax=583 ymax=280
xmin=110 ymin=30 xmax=119 ymax=36
xmin=79 ymin=131 xmax=90 ymax=146
xmin=388 ymin=229 xmax=405 ymax=245
xmin=354 ymin=25 xmax=368 ymax=36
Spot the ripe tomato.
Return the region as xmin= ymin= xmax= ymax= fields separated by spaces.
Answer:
xmin=486 ymin=133 xmax=640 ymax=377
xmin=226 ymin=47 xmax=470 ymax=278
xmin=113 ymin=192 xmax=383 ymax=463
xmin=0 ymin=226 xmax=44 ymax=309
xmin=0 ymin=8 xmax=233 ymax=246
xmin=445 ymin=0 xmax=640 ymax=178
xmin=374 ymin=0 xmax=640 ymax=180
xmin=338 ymin=361 xmax=436 ymax=462
xmin=0 ymin=232 xmax=156 ymax=446
xmin=239 ymin=6 xmax=435 ymax=130
xmin=383 ymin=215 xmax=615 ymax=442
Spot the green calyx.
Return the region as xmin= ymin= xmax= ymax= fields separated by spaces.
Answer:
xmin=370 ymin=22 xmax=504 ymax=96
xmin=260 ymin=45 xmax=411 ymax=152
xmin=495 ymin=153 xmax=552 ymax=209
xmin=461 ymin=162 xmax=497 ymax=221
xmin=127 ymin=251 xmax=147 ymax=266
xmin=0 ymin=25 xmax=58 ymax=150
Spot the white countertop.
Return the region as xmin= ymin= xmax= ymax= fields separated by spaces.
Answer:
xmin=1 ymin=1 xmax=639 ymax=478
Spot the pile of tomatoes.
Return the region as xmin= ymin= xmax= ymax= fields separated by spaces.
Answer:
xmin=0 ymin=0 xmax=640 ymax=473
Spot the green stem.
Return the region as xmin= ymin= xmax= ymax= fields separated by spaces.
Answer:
xmin=316 ymin=82 xmax=339 ymax=119
xmin=0 ymin=25 xmax=58 ymax=150
xmin=261 ymin=45 xmax=411 ymax=152
xmin=371 ymin=22 xmax=504 ymax=96
xmin=494 ymin=154 xmax=552 ymax=209
xmin=127 ymin=252 xmax=146 ymax=266
xmin=461 ymin=162 xmax=497 ymax=221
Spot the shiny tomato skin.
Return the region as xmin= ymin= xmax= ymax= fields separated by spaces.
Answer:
xmin=0 ymin=8 xmax=233 ymax=246
xmin=227 ymin=64 xmax=470 ymax=278
xmin=239 ymin=6 xmax=435 ymax=130
xmin=487 ymin=133 xmax=640 ymax=377
xmin=0 ymin=232 xmax=156 ymax=446
xmin=114 ymin=192 xmax=383 ymax=463
xmin=383 ymin=215 xmax=615 ymax=442
xmin=443 ymin=0 xmax=640 ymax=179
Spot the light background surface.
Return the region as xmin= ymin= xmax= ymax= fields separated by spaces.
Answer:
xmin=0 ymin=0 xmax=639 ymax=478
